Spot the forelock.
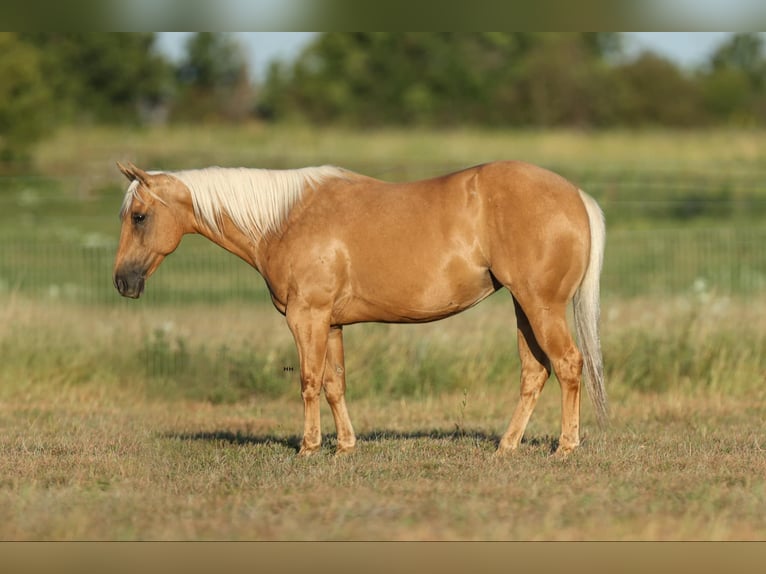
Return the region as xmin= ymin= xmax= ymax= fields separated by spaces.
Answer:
xmin=119 ymin=176 xmax=167 ymax=219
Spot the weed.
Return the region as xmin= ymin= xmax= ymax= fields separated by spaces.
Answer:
xmin=453 ymin=388 xmax=469 ymax=436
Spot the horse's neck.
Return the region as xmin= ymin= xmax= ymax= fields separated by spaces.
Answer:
xmin=194 ymin=214 xmax=266 ymax=272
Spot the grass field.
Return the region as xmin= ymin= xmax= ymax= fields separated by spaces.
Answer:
xmin=1 ymin=294 xmax=765 ymax=540
xmin=2 ymin=125 xmax=766 ymax=305
xmin=1 ymin=125 xmax=766 ymax=540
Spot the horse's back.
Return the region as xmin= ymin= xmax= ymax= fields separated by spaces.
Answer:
xmin=268 ymin=161 xmax=591 ymax=323
xmin=476 ymin=160 xmax=585 ymax=212
xmin=350 ymin=160 xmax=586 ymax=219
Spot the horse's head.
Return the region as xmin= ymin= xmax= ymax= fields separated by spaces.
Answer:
xmin=113 ymin=162 xmax=192 ymax=299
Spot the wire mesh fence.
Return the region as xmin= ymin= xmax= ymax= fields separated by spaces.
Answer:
xmin=1 ymin=226 xmax=765 ymax=306
xmin=604 ymin=227 xmax=766 ymax=298
xmin=2 ymin=166 xmax=766 ymax=305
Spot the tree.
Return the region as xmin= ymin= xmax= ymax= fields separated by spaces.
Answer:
xmin=258 ymin=32 xmax=622 ymax=127
xmin=261 ymin=33 xmax=515 ymax=125
xmin=701 ymin=33 xmax=766 ymax=123
xmin=709 ymin=33 xmax=766 ymax=89
xmin=0 ymin=33 xmax=53 ymax=162
xmin=613 ymin=52 xmax=706 ymax=127
xmin=173 ymin=33 xmax=253 ymax=122
xmin=510 ymin=34 xmax=617 ymax=126
xmin=22 ymin=33 xmax=172 ymax=123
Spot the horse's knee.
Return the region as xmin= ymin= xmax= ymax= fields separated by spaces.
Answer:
xmin=323 ymin=367 xmax=346 ymax=404
xmin=324 ymin=384 xmax=345 ymax=405
xmin=553 ymin=346 xmax=583 ymax=389
xmin=521 ymin=358 xmax=550 ymax=381
xmin=519 ymin=363 xmax=549 ymax=399
xmin=300 ymin=375 xmax=323 ymax=400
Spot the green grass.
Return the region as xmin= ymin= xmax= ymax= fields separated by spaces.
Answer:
xmin=2 ymin=126 xmax=765 ymax=302
xmin=31 ymin=124 xmax=766 ymax=176
xmin=1 ymin=126 xmax=766 ymax=540
xmin=1 ymin=295 xmax=765 ymax=540
xmin=8 ymin=124 xmax=766 ymax=232
xmin=2 ymin=127 xmax=766 ymax=306
xmin=4 ymin=294 xmax=765 ymax=406
xmin=1 ymin=372 xmax=764 ymax=540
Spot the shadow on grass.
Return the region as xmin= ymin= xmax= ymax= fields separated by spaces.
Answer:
xmin=167 ymin=430 xmax=303 ymax=452
xmin=166 ymin=428 xmax=558 ymax=454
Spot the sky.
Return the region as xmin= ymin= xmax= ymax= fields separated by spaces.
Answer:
xmin=156 ymin=32 xmax=742 ymax=82
xmin=156 ymin=32 xmax=318 ymax=81
xmin=624 ymin=32 xmax=735 ymax=67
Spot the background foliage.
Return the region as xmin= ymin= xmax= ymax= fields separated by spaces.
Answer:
xmin=2 ymin=32 xmax=766 ymax=164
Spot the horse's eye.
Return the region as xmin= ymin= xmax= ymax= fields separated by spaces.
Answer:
xmin=132 ymin=213 xmax=146 ymax=225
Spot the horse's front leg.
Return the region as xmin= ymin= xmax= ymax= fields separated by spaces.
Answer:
xmin=323 ymin=326 xmax=356 ymax=454
xmin=286 ymin=304 xmax=331 ymax=456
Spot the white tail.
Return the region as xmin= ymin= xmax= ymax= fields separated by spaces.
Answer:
xmin=574 ymin=189 xmax=608 ymax=427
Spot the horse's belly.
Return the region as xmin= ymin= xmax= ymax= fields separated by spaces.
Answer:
xmin=336 ymin=268 xmax=497 ymax=324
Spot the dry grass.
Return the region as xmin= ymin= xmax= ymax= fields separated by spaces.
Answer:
xmin=33 ymin=124 xmax=766 ymax=185
xmin=1 ymin=386 xmax=764 ymax=540
xmin=1 ymin=295 xmax=765 ymax=540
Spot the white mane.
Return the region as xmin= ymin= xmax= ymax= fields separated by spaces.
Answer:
xmin=122 ymin=165 xmax=347 ymax=240
xmin=170 ymin=166 xmax=346 ymax=240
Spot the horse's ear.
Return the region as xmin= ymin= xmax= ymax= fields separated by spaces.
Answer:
xmin=117 ymin=161 xmax=151 ymax=186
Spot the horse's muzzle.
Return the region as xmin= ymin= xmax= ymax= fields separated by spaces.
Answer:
xmin=114 ymin=268 xmax=146 ymax=299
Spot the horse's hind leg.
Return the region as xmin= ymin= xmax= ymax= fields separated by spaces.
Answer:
xmin=323 ymin=326 xmax=356 ymax=454
xmin=521 ymin=300 xmax=584 ymax=456
xmin=497 ymin=298 xmax=551 ymax=455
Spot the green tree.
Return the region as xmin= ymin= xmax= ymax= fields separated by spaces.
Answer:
xmin=510 ymin=34 xmax=617 ymax=126
xmin=701 ymin=33 xmax=766 ymax=123
xmin=259 ymin=32 xmax=621 ymax=127
xmin=173 ymin=33 xmax=253 ymax=122
xmin=613 ymin=52 xmax=706 ymax=127
xmin=266 ymin=32 xmax=540 ymax=125
xmin=710 ymin=33 xmax=766 ymax=89
xmin=0 ymin=33 xmax=53 ymax=162
xmin=23 ymin=33 xmax=172 ymax=123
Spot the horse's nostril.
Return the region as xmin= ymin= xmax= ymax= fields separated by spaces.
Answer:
xmin=115 ymin=276 xmax=130 ymax=295
xmin=114 ymin=269 xmax=145 ymax=298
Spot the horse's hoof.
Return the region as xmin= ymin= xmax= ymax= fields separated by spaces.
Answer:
xmin=552 ymin=444 xmax=578 ymax=458
xmin=493 ymin=446 xmax=517 ymax=459
xmin=335 ymin=444 xmax=356 ymax=457
xmin=298 ymin=445 xmax=321 ymax=456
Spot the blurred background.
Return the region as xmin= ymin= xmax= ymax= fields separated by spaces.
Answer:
xmin=3 ymin=32 xmax=766 ymax=163
xmin=3 ymin=32 xmax=766 ymax=160
xmin=1 ymin=32 xmax=765 ymax=389
xmin=2 ymin=32 xmax=766 ymax=290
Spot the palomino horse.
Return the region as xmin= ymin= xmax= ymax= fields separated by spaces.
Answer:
xmin=114 ymin=160 xmax=607 ymax=456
